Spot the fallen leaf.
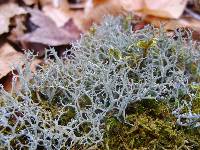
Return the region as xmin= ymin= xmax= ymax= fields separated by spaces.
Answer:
xmin=0 ymin=43 xmax=23 ymax=79
xmin=39 ymin=0 xmax=69 ymax=8
xmin=121 ymin=0 xmax=188 ymax=19
xmin=68 ymin=10 xmax=85 ymax=31
xmin=0 ymin=71 xmax=18 ymax=92
xmin=62 ymin=18 xmax=82 ymax=36
xmin=27 ymin=8 xmax=56 ymax=28
xmin=42 ymin=5 xmax=70 ymax=27
xmin=0 ymin=3 xmax=26 ymax=35
xmin=43 ymin=4 xmax=84 ymax=30
xmin=38 ymin=0 xmax=52 ymax=6
xmin=144 ymin=0 xmax=188 ymax=19
xmin=144 ymin=15 xmax=200 ymax=31
xmin=22 ymin=0 xmax=38 ymax=5
xmin=8 ymin=15 xmax=27 ymax=42
xmin=19 ymin=9 xmax=82 ymax=46
xmin=120 ymin=0 xmax=144 ymax=11
xmin=19 ymin=21 xmax=81 ymax=46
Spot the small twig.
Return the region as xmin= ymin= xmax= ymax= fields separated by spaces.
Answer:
xmin=185 ymin=8 xmax=200 ymax=20
xmin=36 ymin=91 xmax=42 ymax=102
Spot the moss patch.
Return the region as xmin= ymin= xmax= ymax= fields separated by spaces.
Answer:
xmin=101 ymin=100 xmax=200 ymax=150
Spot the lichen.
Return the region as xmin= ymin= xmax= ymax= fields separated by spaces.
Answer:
xmin=0 ymin=16 xmax=200 ymax=149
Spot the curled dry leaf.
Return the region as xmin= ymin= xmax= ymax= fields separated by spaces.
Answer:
xmin=144 ymin=0 xmax=188 ymax=19
xmin=0 ymin=71 xmax=18 ymax=92
xmin=19 ymin=9 xmax=82 ymax=46
xmin=42 ymin=4 xmax=84 ymax=30
xmin=8 ymin=15 xmax=27 ymax=42
xmin=121 ymin=0 xmax=188 ymax=19
xmin=83 ymin=0 xmax=188 ymax=29
xmin=27 ymin=8 xmax=56 ymax=28
xmin=144 ymin=15 xmax=200 ymax=31
xmin=0 ymin=3 xmax=26 ymax=35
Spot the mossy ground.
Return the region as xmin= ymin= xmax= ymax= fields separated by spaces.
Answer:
xmin=68 ymin=100 xmax=200 ymax=150
xmin=74 ymin=99 xmax=200 ymax=150
xmin=101 ymin=100 xmax=200 ymax=150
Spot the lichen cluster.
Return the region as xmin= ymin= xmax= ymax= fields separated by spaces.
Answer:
xmin=0 ymin=16 xmax=200 ymax=149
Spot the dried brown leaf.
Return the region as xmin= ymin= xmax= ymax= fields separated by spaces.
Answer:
xmin=143 ymin=0 xmax=188 ymax=19
xmin=22 ymin=0 xmax=38 ymax=5
xmin=121 ymin=0 xmax=188 ymax=19
xmin=19 ymin=9 xmax=82 ymax=46
xmin=0 ymin=3 xmax=26 ymax=35
xmin=39 ymin=0 xmax=69 ymax=8
xmin=8 ymin=15 xmax=27 ymax=42
xmin=42 ymin=4 xmax=84 ymax=30
xmin=27 ymin=8 xmax=56 ymax=27
xmin=20 ymin=26 xmax=79 ymax=45
xmin=121 ymin=0 xmax=144 ymax=11
xmin=0 ymin=72 xmax=17 ymax=92
xmin=144 ymin=15 xmax=200 ymax=31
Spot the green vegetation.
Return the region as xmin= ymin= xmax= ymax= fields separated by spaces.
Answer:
xmin=0 ymin=16 xmax=200 ymax=149
xmin=102 ymin=99 xmax=200 ymax=150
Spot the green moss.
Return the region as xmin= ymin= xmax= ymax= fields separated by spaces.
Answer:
xmin=10 ymin=135 xmax=30 ymax=150
xmin=74 ymin=122 xmax=92 ymax=137
xmin=101 ymin=100 xmax=200 ymax=150
xmin=78 ymin=94 xmax=92 ymax=109
xmin=192 ymin=98 xmax=200 ymax=114
xmin=58 ymin=107 xmax=76 ymax=126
